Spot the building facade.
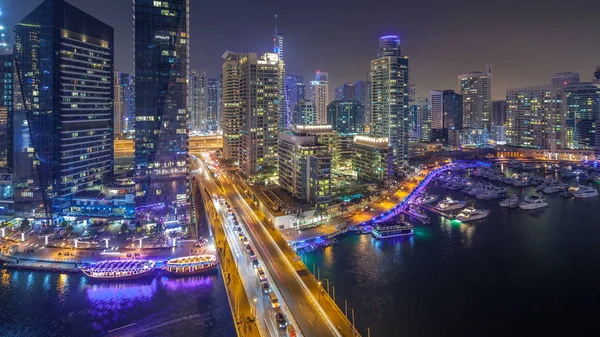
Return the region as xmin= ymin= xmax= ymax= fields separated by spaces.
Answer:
xmin=206 ymin=77 xmax=220 ymax=132
xmin=352 ymin=136 xmax=394 ymax=184
xmin=14 ymin=0 xmax=114 ymax=213
xmin=551 ymin=72 xmax=580 ymax=88
xmin=409 ymin=97 xmax=431 ymax=143
xmin=562 ymin=82 xmax=600 ymax=149
xmin=311 ymin=72 xmax=329 ymax=125
xmin=239 ymin=53 xmax=281 ymax=177
xmin=0 ymin=54 xmax=12 ymax=169
xmin=222 ymin=51 xmax=242 ymax=164
xmin=134 ymin=0 xmax=190 ymax=224
xmin=458 ymin=65 xmax=492 ymax=130
xmin=492 ymin=100 xmax=507 ymax=126
xmin=294 ymin=99 xmax=316 ymax=125
xmin=370 ymin=35 xmax=409 ymax=169
xmin=189 ymin=70 xmax=208 ymax=132
xmin=327 ymin=100 xmax=365 ymax=134
xmin=113 ymin=70 xmax=124 ymax=136
xmin=506 ymin=85 xmax=562 ymax=150
xmin=278 ymin=125 xmax=332 ymax=208
xmin=285 ymin=75 xmax=305 ymax=130
xmin=430 ymin=90 xmax=462 ymax=144
xmin=119 ymin=73 xmax=134 ymax=134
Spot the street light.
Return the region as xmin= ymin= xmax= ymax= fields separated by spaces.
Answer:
xmin=21 ymin=232 xmax=25 ymax=242
xmin=1 ymin=228 xmax=4 ymax=237
xmin=252 ymin=297 xmax=257 ymax=320
xmin=103 ymin=238 xmax=110 ymax=248
xmin=44 ymin=235 xmax=50 ymax=245
xmin=138 ymin=238 xmax=143 ymax=249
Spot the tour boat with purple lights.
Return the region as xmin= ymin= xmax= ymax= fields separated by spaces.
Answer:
xmin=163 ymin=255 xmax=218 ymax=276
xmin=80 ymin=260 xmax=156 ymax=280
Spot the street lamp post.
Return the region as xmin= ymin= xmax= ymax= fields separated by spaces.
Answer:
xmin=1 ymin=227 xmax=5 ymax=237
xmin=252 ymin=297 xmax=257 ymax=320
xmin=21 ymin=232 xmax=25 ymax=242
xmin=74 ymin=239 xmax=78 ymax=248
xmin=104 ymin=238 xmax=110 ymax=248
xmin=44 ymin=235 xmax=49 ymax=245
xmin=139 ymin=238 xmax=143 ymax=249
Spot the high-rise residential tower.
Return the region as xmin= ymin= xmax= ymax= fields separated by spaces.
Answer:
xmin=134 ymin=0 xmax=190 ymax=224
xmin=492 ymin=100 xmax=507 ymax=126
xmin=311 ymin=72 xmax=329 ymax=124
xmin=238 ymin=52 xmax=281 ymax=177
xmin=370 ymin=35 xmax=409 ymax=168
xmin=113 ymin=70 xmax=124 ymax=136
xmin=506 ymin=85 xmax=562 ymax=150
xmin=562 ymin=82 xmax=600 ymax=149
xmin=409 ymin=97 xmax=431 ymax=143
xmin=273 ymin=16 xmax=286 ymax=131
xmin=430 ymin=90 xmax=463 ymax=143
xmin=119 ymin=73 xmax=134 ymax=134
xmin=285 ymin=75 xmax=305 ymax=126
xmin=354 ymin=80 xmax=368 ymax=106
xmin=458 ymin=65 xmax=492 ymax=130
xmin=221 ymin=51 xmax=242 ymax=164
xmin=189 ymin=70 xmax=207 ymax=132
xmin=14 ymin=0 xmax=114 ymax=211
xmin=294 ymin=99 xmax=316 ymax=125
xmin=207 ymin=77 xmax=220 ymax=132
xmin=327 ymin=100 xmax=365 ymax=134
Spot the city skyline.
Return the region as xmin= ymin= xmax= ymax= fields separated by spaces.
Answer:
xmin=5 ymin=0 xmax=600 ymax=100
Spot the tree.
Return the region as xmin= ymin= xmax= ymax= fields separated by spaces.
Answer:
xmin=313 ymin=207 xmax=329 ymax=222
xmin=291 ymin=209 xmax=306 ymax=229
xmin=339 ymin=203 xmax=349 ymax=217
xmin=19 ymin=218 xmax=30 ymax=233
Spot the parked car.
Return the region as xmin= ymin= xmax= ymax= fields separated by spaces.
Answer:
xmin=261 ymin=281 xmax=270 ymax=294
xmin=251 ymin=259 xmax=260 ymax=269
xmin=257 ymin=267 xmax=266 ymax=281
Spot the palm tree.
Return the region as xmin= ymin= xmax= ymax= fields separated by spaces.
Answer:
xmin=19 ymin=218 xmax=30 ymax=233
xmin=313 ymin=207 xmax=329 ymax=222
xmin=291 ymin=209 xmax=306 ymax=229
xmin=65 ymin=225 xmax=74 ymax=238
xmin=338 ymin=203 xmax=349 ymax=217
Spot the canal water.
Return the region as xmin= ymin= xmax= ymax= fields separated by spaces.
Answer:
xmin=0 ymin=270 xmax=234 ymax=337
xmin=303 ymin=167 xmax=600 ymax=337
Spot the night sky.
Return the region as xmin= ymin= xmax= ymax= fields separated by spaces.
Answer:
xmin=4 ymin=0 xmax=600 ymax=99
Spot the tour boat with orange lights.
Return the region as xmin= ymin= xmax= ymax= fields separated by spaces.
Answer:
xmin=80 ymin=260 xmax=156 ymax=280
xmin=163 ymin=255 xmax=218 ymax=276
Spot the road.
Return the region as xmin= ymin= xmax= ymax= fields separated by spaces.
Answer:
xmin=197 ymin=155 xmax=357 ymax=337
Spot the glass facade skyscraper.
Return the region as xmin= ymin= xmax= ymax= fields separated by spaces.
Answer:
xmin=14 ymin=0 xmax=114 ymax=218
xmin=327 ymin=100 xmax=365 ymax=133
xmin=207 ymin=77 xmax=220 ymax=132
xmin=134 ymin=0 xmax=190 ymax=225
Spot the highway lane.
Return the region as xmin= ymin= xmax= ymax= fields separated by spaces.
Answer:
xmin=198 ymin=157 xmax=345 ymax=337
xmin=196 ymin=166 xmax=287 ymax=337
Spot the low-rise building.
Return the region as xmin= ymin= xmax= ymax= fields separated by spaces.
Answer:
xmin=278 ymin=125 xmax=333 ymax=208
xmin=352 ymin=136 xmax=394 ymax=183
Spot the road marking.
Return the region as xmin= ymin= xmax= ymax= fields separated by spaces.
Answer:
xmin=309 ymin=320 xmax=314 ymax=327
xmin=297 ymin=300 xmax=302 ymax=307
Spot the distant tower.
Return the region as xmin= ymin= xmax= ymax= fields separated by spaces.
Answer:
xmin=273 ymin=14 xmax=287 ymax=130
xmin=311 ymin=71 xmax=329 ymax=124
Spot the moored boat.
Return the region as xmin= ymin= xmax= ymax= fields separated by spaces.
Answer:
xmin=435 ymin=198 xmax=467 ymax=212
xmin=499 ymin=195 xmax=519 ymax=208
xmin=574 ymin=186 xmax=599 ymax=199
xmin=371 ymin=221 xmax=414 ymax=239
xmin=80 ymin=260 xmax=156 ymax=281
xmin=519 ymin=194 xmax=548 ymax=210
xmin=455 ymin=207 xmax=490 ymax=222
xmin=163 ymin=255 xmax=218 ymax=276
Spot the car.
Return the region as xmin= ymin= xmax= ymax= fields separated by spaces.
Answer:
xmin=261 ymin=281 xmax=270 ymax=294
xmin=238 ymin=233 xmax=245 ymax=240
xmin=275 ymin=312 xmax=286 ymax=329
xmin=269 ymin=292 xmax=279 ymax=308
xmin=248 ymin=249 xmax=256 ymax=260
xmin=251 ymin=259 xmax=260 ymax=269
xmin=242 ymin=237 xmax=249 ymax=245
xmin=234 ymin=226 xmax=242 ymax=233
xmin=257 ymin=267 xmax=266 ymax=281
xmin=245 ymin=244 xmax=252 ymax=252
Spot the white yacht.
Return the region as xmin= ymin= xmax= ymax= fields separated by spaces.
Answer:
xmin=455 ymin=207 xmax=490 ymax=222
xmin=475 ymin=189 xmax=504 ymax=200
xmin=499 ymin=195 xmax=520 ymax=208
xmin=419 ymin=194 xmax=440 ymax=204
xmin=542 ymin=185 xmax=561 ymax=194
xmin=574 ymin=186 xmax=599 ymax=199
xmin=435 ymin=198 xmax=467 ymax=212
xmin=519 ymin=195 xmax=548 ymax=210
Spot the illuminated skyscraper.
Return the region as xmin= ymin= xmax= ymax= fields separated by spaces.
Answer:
xmin=239 ymin=52 xmax=281 ymax=177
xmin=370 ymin=35 xmax=409 ymax=168
xmin=134 ymin=0 xmax=190 ymax=225
xmin=409 ymin=97 xmax=431 ymax=143
xmin=327 ymin=100 xmax=365 ymax=134
xmin=506 ymin=85 xmax=562 ymax=150
xmin=221 ymin=51 xmax=242 ymax=164
xmin=189 ymin=70 xmax=207 ymax=132
xmin=561 ymin=82 xmax=600 ymax=149
xmin=285 ymin=75 xmax=305 ymax=126
xmin=294 ymin=99 xmax=316 ymax=125
xmin=311 ymin=72 xmax=329 ymax=124
xmin=458 ymin=65 xmax=492 ymax=130
xmin=14 ymin=0 xmax=114 ymax=215
xmin=207 ymin=77 xmax=220 ymax=132
xmin=119 ymin=73 xmax=134 ymax=134
xmin=113 ymin=70 xmax=124 ymax=136
xmin=492 ymin=100 xmax=507 ymax=126
xmin=429 ymin=90 xmax=462 ymax=144
xmin=273 ymin=15 xmax=286 ymax=131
